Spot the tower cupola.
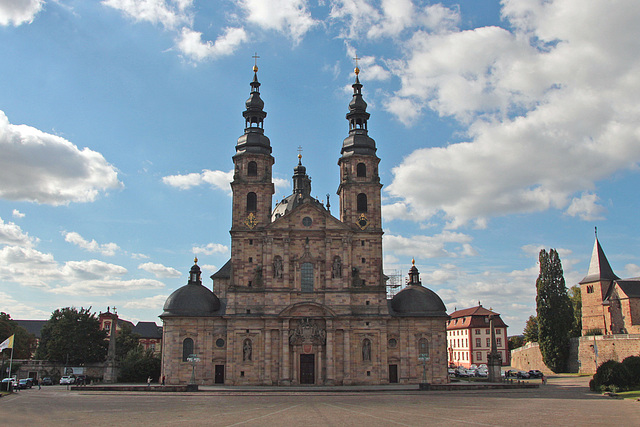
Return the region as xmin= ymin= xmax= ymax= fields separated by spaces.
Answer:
xmin=341 ymin=68 xmax=376 ymax=158
xmin=236 ymin=66 xmax=271 ymax=156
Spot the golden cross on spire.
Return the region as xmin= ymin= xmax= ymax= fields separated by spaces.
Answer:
xmin=252 ymin=52 xmax=260 ymax=72
xmin=353 ymin=54 xmax=360 ymax=75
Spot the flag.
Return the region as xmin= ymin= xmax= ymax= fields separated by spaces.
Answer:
xmin=0 ymin=334 xmax=14 ymax=351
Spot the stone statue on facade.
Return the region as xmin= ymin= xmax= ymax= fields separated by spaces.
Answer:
xmin=362 ymin=338 xmax=371 ymax=361
xmin=243 ymin=339 xmax=252 ymax=361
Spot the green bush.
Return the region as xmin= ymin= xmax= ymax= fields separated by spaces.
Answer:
xmin=621 ymin=356 xmax=640 ymax=387
xmin=590 ymin=360 xmax=631 ymax=392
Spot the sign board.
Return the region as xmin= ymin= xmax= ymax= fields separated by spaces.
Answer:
xmin=418 ymin=353 xmax=430 ymax=361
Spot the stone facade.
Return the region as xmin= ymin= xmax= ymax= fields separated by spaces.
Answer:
xmin=160 ymin=68 xmax=449 ymax=386
xmin=579 ymin=236 xmax=640 ymax=335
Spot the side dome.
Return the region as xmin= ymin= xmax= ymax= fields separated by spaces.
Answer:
xmin=390 ymin=260 xmax=447 ymax=316
xmin=161 ymin=259 xmax=221 ymax=317
xmin=390 ymin=285 xmax=447 ymax=316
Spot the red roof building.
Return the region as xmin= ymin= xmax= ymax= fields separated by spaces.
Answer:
xmin=446 ymin=305 xmax=509 ymax=368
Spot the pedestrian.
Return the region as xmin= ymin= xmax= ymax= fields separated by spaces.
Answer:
xmin=37 ymin=378 xmax=41 ymax=390
xmin=162 ymin=375 xmax=165 ymax=386
xmin=541 ymin=374 xmax=546 ymax=385
xmin=147 ymin=376 xmax=152 ymax=387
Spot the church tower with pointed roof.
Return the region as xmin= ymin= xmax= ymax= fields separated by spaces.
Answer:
xmin=579 ymin=233 xmax=620 ymax=334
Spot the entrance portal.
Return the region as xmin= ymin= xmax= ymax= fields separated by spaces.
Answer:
xmin=215 ymin=365 xmax=225 ymax=384
xmin=389 ymin=364 xmax=398 ymax=383
xmin=300 ymin=354 xmax=315 ymax=384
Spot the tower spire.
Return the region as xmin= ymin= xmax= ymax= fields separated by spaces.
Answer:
xmin=235 ymin=62 xmax=271 ymax=155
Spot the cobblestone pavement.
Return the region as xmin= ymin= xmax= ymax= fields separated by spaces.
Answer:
xmin=1 ymin=376 xmax=638 ymax=426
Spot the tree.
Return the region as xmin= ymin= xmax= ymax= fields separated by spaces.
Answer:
xmin=523 ymin=315 xmax=538 ymax=343
xmin=118 ymin=347 xmax=161 ymax=383
xmin=35 ymin=307 xmax=108 ymax=365
xmin=536 ymin=249 xmax=574 ymax=373
xmin=0 ymin=312 xmax=37 ymax=359
xmin=115 ymin=324 xmax=141 ymax=361
xmin=568 ymin=285 xmax=582 ymax=337
xmin=508 ymin=335 xmax=525 ymax=350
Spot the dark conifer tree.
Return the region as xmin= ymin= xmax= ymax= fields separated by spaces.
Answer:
xmin=536 ymin=249 xmax=574 ymax=373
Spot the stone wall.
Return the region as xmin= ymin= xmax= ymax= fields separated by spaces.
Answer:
xmin=570 ymin=334 xmax=640 ymax=374
xmin=511 ymin=335 xmax=640 ymax=374
xmin=12 ymin=360 xmax=109 ymax=382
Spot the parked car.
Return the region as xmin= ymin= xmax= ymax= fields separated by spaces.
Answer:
xmin=18 ymin=379 xmax=33 ymax=389
xmin=516 ymin=371 xmax=530 ymax=379
xmin=41 ymin=377 xmax=53 ymax=386
xmin=475 ymin=368 xmax=488 ymax=377
xmin=2 ymin=378 xmax=18 ymax=389
xmin=455 ymin=368 xmax=472 ymax=377
xmin=60 ymin=376 xmax=75 ymax=385
xmin=528 ymin=370 xmax=544 ymax=379
xmin=75 ymin=375 xmax=88 ymax=385
xmin=448 ymin=368 xmax=456 ymax=376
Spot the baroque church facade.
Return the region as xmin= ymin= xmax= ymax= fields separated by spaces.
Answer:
xmin=160 ymin=65 xmax=449 ymax=386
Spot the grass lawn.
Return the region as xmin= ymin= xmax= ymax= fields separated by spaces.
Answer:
xmin=617 ymin=390 xmax=640 ymax=400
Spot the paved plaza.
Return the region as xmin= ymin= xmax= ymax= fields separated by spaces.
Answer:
xmin=1 ymin=376 xmax=638 ymax=426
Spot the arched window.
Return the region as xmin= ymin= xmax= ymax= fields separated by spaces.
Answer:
xmin=357 ymin=193 xmax=367 ymax=212
xmin=301 ymin=262 xmax=314 ymax=292
xmin=247 ymin=161 xmax=258 ymax=176
xmin=182 ymin=338 xmax=194 ymax=362
xmin=246 ymin=192 xmax=257 ymax=212
xmin=357 ymin=163 xmax=367 ymax=177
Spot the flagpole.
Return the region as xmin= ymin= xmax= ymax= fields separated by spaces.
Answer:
xmin=8 ymin=345 xmax=13 ymax=380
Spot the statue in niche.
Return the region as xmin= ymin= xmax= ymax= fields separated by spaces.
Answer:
xmin=362 ymin=338 xmax=371 ymax=362
xmin=254 ymin=265 xmax=263 ymax=287
xmin=243 ymin=339 xmax=252 ymax=361
xmin=332 ymin=256 xmax=342 ymax=279
xmin=273 ymin=257 xmax=283 ymax=279
xmin=351 ymin=267 xmax=361 ymax=287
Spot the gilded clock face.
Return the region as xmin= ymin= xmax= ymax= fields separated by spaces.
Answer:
xmin=244 ymin=213 xmax=258 ymax=229
xmin=357 ymin=213 xmax=369 ymax=230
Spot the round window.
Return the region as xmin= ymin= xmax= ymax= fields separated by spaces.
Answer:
xmin=388 ymin=338 xmax=397 ymax=348
xmin=302 ymin=217 xmax=312 ymax=227
xmin=215 ymin=338 xmax=225 ymax=348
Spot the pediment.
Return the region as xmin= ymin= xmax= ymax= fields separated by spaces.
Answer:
xmin=268 ymin=202 xmax=350 ymax=231
xmin=278 ymin=302 xmax=336 ymax=318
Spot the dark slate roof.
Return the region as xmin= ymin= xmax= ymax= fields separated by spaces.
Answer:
xmin=614 ymin=279 xmax=640 ymax=298
xmin=133 ymin=321 xmax=163 ymax=339
xmin=389 ymin=285 xmax=448 ymax=317
xmin=161 ymin=282 xmax=222 ymax=317
xmin=211 ymin=259 xmax=231 ymax=280
xmin=580 ymin=237 xmax=619 ymax=284
xmin=14 ymin=320 xmax=47 ymax=338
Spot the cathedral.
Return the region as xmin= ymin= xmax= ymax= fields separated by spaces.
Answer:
xmin=160 ymin=64 xmax=449 ymax=386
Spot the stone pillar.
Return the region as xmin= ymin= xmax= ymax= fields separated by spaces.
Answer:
xmin=487 ymin=316 xmax=502 ymax=382
xmin=343 ymin=325 xmax=351 ymax=384
xmin=326 ymin=320 xmax=335 ymax=385
xmin=281 ymin=321 xmax=290 ymax=385
xmin=263 ymin=328 xmax=271 ymax=385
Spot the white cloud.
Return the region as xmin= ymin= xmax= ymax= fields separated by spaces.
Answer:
xmin=565 ymin=192 xmax=606 ymax=221
xmin=383 ymin=231 xmax=474 ymax=259
xmin=50 ymin=278 xmax=165 ymax=296
xmin=0 ymin=216 xmax=38 ymax=247
xmin=61 ymin=259 xmax=128 ymax=281
xmin=64 ymin=231 xmax=120 ymax=256
xmin=138 ymin=262 xmax=181 ymax=278
xmin=192 ymin=243 xmax=228 ymax=256
xmin=12 ymin=209 xmax=25 ymax=218
xmin=122 ymin=293 xmax=168 ymax=310
xmin=0 ymin=291 xmax=50 ymax=319
xmin=162 ymin=169 xmax=233 ymax=192
xmin=104 ymin=0 xmax=248 ymax=61
xmin=131 ymin=252 xmax=150 ymax=260
xmin=177 ymin=26 xmax=247 ymax=62
xmin=238 ymin=0 xmax=316 ymax=44
xmin=0 ymin=0 xmax=43 ymax=26
xmin=101 ymin=0 xmax=192 ymax=30
xmin=383 ymin=1 xmax=640 ymax=228
xmin=0 ymin=111 xmax=123 ymax=205
xmin=329 ymin=0 xmax=459 ymax=40
xmin=624 ymin=264 xmax=640 ymax=278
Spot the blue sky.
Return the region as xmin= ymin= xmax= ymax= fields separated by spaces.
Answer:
xmin=1 ymin=0 xmax=639 ymax=335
